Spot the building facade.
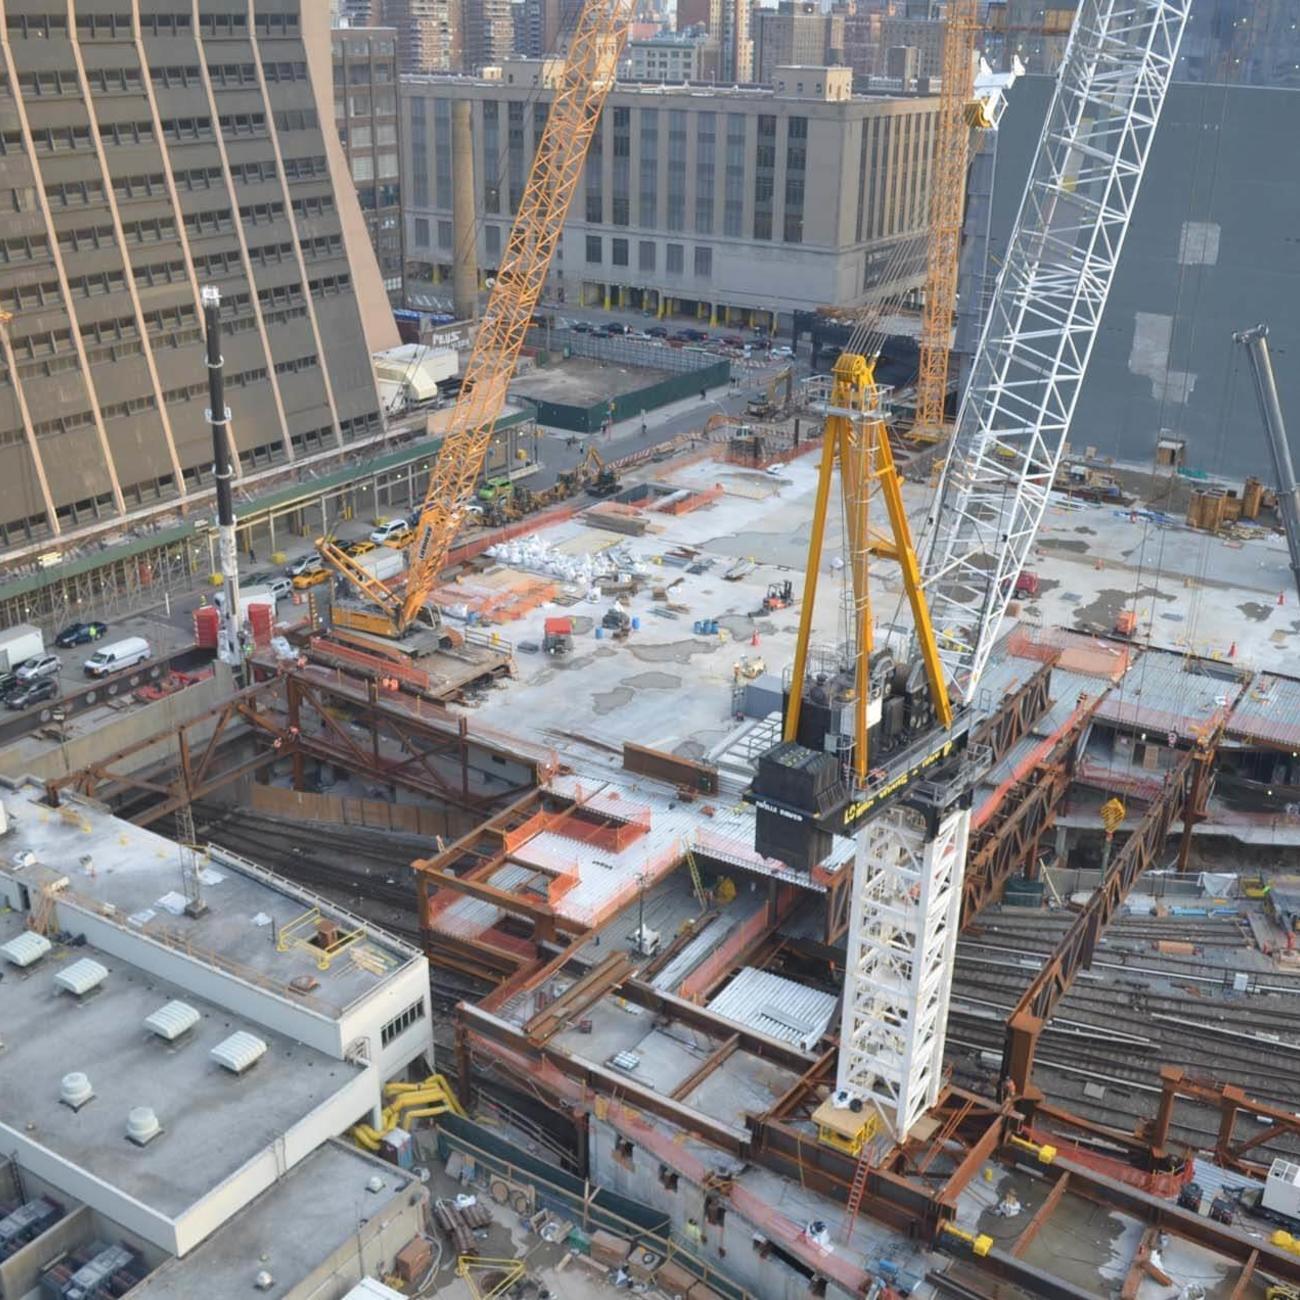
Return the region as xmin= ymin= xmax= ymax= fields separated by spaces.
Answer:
xmin=461 ymin=0 xmax=515 ymax=72
xmin=516 ymin=0 xmax=586 ymax=58
xmin=0 ymin=0 xmax=395 ymax=557
xmin=754 ymin=3 xmax=846 ymax=87
xmin=401 ymin=63 xmax=937 ymax=328
xmin=984 ymin=1 xmax=1077 ymax=74
xmin=379 ymin=0 xmax=458 ymax=73
xmin=673 ymin=0 xmax=750 ymax=82
xmin=626 ymin=33 xmax=707 ymax=82
xmin=876 ymin=15 xmax=945 ymax=78
xmin=333 ymin=27 xmax=404 ymax=300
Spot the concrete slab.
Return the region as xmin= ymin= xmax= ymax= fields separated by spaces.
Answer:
xmin=512 ymin=356 xmax=671 ymax=407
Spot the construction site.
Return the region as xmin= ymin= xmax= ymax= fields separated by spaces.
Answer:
xmin=6 ymin=4 xmax=1300 ymax=1300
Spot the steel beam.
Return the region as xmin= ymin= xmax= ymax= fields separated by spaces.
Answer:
xmin=1011 ymin=1171 xmax=1070 ymax=1257
xmin=670 ymin=1035 xmax=742 ymax=1101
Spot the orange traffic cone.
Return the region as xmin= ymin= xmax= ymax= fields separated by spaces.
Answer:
xmin=751 ymin=630 xmax=760 ymax=647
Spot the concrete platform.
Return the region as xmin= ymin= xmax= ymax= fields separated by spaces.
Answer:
xmin=511 ymin=356 xmax=672 ymax=407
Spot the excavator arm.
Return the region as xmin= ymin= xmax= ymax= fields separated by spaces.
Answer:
xmin=325 ymin=0 xmax=632 ymax=635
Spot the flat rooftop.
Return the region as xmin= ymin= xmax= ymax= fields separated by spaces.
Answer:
xmin=125 ymin=1140 xmax=414 ymax=1299
xmin=0 ymin=778 xmax=421 ymax=1019
xmin=0 ymin=911 xmax=365 ymax=1219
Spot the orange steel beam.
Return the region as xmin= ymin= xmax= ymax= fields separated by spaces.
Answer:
xmin=914 ymin=0 xmax=979 ymax=436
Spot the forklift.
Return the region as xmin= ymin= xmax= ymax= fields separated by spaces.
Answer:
xmin=758 ymin=580 xmax=794 ymax=613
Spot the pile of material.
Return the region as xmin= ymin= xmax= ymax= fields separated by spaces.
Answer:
xmin=584 ymin=501 xmax=650 ymax=536
xmin=432 ymin=570 xmax=558 ymax=624
xmin=433 ymin=1196 xmax=493 ymax=1255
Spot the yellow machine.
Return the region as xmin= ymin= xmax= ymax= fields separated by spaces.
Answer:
xmin=321 ymin=0 xmax=633 ymax=641
xmin=456 ymin=1256 xmax=526 ymax=1300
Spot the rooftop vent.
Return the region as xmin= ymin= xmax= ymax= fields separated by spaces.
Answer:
xmin=144 ymin=1000 xmax=200 ymax=1041
xmin=55 ymin=958 xmax=108 ymax=997
xmin=0 ymin=800 xmax=8 ymax=835
xmin=126 ymin=1106 xmax=162 ymax=1146
xmin=211 ymin=1031 xmax=267 ymax=1075
xmin=60 ymin=1072 xmax=94 ymax=1111
xmin=1 ymin=931 xmax=51 ymax=968
xmin=10 ymin=849 xmax=35 ymax=870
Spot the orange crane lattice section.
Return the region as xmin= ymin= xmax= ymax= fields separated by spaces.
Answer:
xmin=913 ymin=0 xmax=980 ymax=439
xmin=322 ymin=0 xmax=632 ymax=635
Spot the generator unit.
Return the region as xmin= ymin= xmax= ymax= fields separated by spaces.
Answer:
xmin=0 ymin=1198 xmax=62 ymax=1259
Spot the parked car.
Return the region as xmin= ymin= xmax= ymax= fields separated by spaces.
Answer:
xmin=645 ymin=325 xmax=669 ymax=339
xmin=84 ymin=637 xmax=151 ymax=678
xmin=370 ymin=518 xmax=413 ymax=545
xmin=603 ymin=321 xmax=630 ymax=335
xmin=242 ymin=573 xmax=293 ymax=602
xmin=342 ymin=539 xmax=377 ymax=558
xmin=721 ymin=334 xmax=746 ymax=349
xmin=292 ymin=569 xmax=331 ymax=590
xmin=6 ymin=676 xmax=58 ymax=710
xmin=16 ymin=653 xmax=61 ymax=683
xmin=285 ymin=553 xmax=324 ymax=579
xmin=0 ymin=665 xmax=27 ymax=698
xmin=385 ymin=528 xmax=416 ymax=550
xmin=570 ymin=321 xmax=593 ymax=334
xmin=55 ymin=621 xmax=108 ymax=648
xmin=769 ymin=345 xmax=794 ymax=359
xmin=680 ymin=328 xmax=710 ymax=342
xmin=263 ymin=576 xmax=293 ymax=602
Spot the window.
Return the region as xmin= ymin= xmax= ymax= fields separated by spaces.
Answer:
xmin=351 ymin=155 xmax=373 ymax=182
xmin=586 ymin=235 xmax=602 ymax=264
xmin=612 ymin=238 xmax=628 ymax=267
xmin=438 ymin=220 xmax=452 ymax=249
xmin=666 ymin=243 xmax=683 ymax=275
xmin=486 ymin=225 xmax=501 ymax=258
xmin=638 ymin=241 xmax=655 ymax=272
xmin=694 ymin=246 xmax=712 ymax=279
xmin=413 ymin=217 xmax=429 ymax=247
xmin=381 ymin=999 xmax=426 ymax=1047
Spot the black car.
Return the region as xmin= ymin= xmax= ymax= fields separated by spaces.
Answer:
xmin=0 ymin=665 xmax=24 ymax=698
xmin=55 ymin=620 xmax=108 ymax=648
xmin=681 ymin=328 xmax=710 ymax=343
xmin=7 ymin=676 xmax=58 ymax=710
xmin=645 ymin=325 xmax=669 ymax=338
xmin=570 ymin=321 xmax=593 ymax=334
xmin=603 ymin=321 xmax=630 ymax=335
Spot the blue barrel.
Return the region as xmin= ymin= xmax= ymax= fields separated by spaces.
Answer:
xmin=631 ymin=617 xmax=641 ymax=631
xmin=595 ymin=626 xmax=604 ymax=640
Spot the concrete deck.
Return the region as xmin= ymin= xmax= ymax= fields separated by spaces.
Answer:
xmin=511 ymin=355 xmax=672 ymax=407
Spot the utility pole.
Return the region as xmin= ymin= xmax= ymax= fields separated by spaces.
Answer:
xmin=203 ymin=286 xmax=243 ymax=675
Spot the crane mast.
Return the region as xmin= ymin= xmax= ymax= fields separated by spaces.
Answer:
xmin=796 ymin=0 xmax=1189 ymax=1146
xmin=321 ymin=0 xmax=632 ymax=636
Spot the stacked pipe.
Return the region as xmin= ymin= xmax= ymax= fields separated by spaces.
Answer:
xmin=433 ymin=1198 xmax=492 ymax=1255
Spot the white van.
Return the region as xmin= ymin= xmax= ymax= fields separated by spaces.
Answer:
xmin=84 ymin=637 xmax=152 ymax=678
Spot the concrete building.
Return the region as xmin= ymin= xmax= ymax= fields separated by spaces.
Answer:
xmin=333 ymin=27 xmax=405 ymax=300
xmin=379 ymin=0 xmax=458 ymax=73
xmin=401 ymin=62 xmax=937 ymax=328
xmin=673 ymin=0 xmax=751 ymax=82
xmin=461 ymin=0 xmax=516 ymax=72
xmin=754 ymin=2 xmax=846 ymax=87
xmin=876 ymin=14 xmax=944 ymax=78
xmin=0 ymin=1 xmax=396 ymax=559
xmin=985 ymin=0 xmax=1078 ymax=74
xmin=625 ymin=32 xmax=708 ymax=82
xmin=0 ymin=773 xmax=433 ymax=1289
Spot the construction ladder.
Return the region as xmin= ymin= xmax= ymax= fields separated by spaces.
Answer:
xmin=684 ymin=846 xmax=707 ymax=907
xmin=840 ymin=1149 xmax=873 ymax=1242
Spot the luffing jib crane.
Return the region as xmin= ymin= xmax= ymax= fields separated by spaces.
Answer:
xmin=320 ymin=0 xmax=632 ymax=639
xmin=751 ymin=0 xmax=1190 ymax=1148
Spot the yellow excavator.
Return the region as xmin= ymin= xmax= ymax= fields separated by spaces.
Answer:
xmin=318 ymin=0 xmax=633 ymax=646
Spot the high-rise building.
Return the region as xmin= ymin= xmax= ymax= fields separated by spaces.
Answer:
xmin=985 ymin=1 xmax=1077 ymax=74
xmin=876 ymin=14 xmax=945 ymax=78
xmin=626 ymin=32 xmax=710 ymax=81
xmin=0 ymin=1 xmax=395 ymax=554
xmin=675 ymin=0 xmax=714 ymax=32
xmin=333 ymin=28 xmax=405 ymax=301
xmin=379 ymin=0 xmax=459 ymax=73
xmin=461 ymin=0 xmax=516 ymax=71
xmin=402 ymin=62 xmax=938 ymax=328
xmin=518 ymin=0 xmax=585 ymax=57
xmin=841 ymin=7 xmax=883 ymax=80
xmin=754 ymin=2 xmax=846 ymax=86
xmin=1177 ymin=0 xmax=1300 ymax=88
xmin=673 ymin=0 xmax=750 ymax=82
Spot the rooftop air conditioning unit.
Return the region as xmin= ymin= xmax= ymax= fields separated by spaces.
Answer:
xmin=55 ymin=958 xmax=108 ymax=997
xmin=144 ymin=1001 xmax=200 ymax=1041
xmin=1 ymin=931 xmax=51 ymax=968
xmin=211 ymin=1030 xmax=268 ymax=1075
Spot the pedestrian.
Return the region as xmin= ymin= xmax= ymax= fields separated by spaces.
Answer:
xmin=639 ymin=410 xmax=647 ymax=436
xmin=699 ymin=387 xmax=707 ymax=402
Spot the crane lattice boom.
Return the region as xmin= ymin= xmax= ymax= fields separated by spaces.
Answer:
xmin=913 ymin=0 xmax=979 ymax=438
xmin=323 ymin=1 xmax=632 ymax=634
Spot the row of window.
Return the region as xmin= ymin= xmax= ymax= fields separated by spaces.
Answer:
xmin=584 ymin=236 xmax=712 ymax=280
xmin=6 ymin=11 xmax=301 ymax=37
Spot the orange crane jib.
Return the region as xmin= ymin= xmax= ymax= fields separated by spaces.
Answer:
xmin=323 ymin=1 xmax=633 ymax=636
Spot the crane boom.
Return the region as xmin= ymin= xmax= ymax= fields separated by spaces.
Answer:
xmin=921 ymin=0 xmax=1190 ymax=704
xmin=1236 ymin=325 xmax=1300 ymax=602
xmin=913 ymin=0 xmax=979 ymax=439
xmin=322 ymin=0 xmax=632 ymax=635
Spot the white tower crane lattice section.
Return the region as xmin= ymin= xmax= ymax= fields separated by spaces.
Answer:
xmin=837 ymin=0 xmax=1190 ymax=1143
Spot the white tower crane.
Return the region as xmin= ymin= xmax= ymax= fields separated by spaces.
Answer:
xmin=836 ymin=0 xmax=1192 ymax=1143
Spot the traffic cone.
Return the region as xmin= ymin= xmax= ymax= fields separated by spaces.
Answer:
xmin=1280 ymin=591 xmax=1287 ymax=606
xmin=1229 ymin=642 xmax=1237 ymax=659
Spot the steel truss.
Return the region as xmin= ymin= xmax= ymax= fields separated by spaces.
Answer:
xmin=922 ymin=0 xmax=1191 ymax=699
xmin=839 ymin=802 xmax=969 ymax=1140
